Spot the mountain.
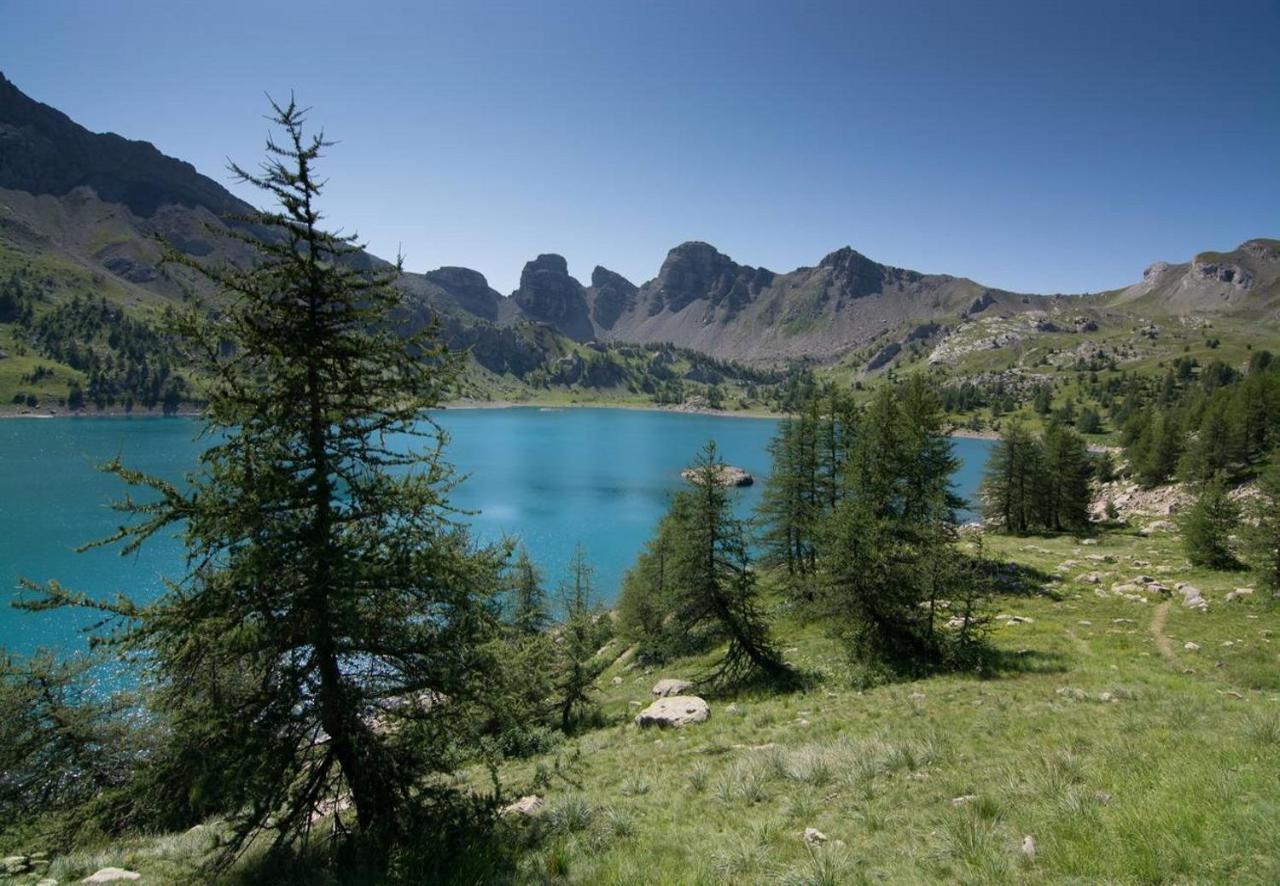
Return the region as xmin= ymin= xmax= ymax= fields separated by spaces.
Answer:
xmin=2 ymin=70 xmax=1278 ymax=414
xmin=1105 ymin=239 xmax=1280 ymax=316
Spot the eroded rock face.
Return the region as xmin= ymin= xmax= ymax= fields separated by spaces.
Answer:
xmin=512 ymin=254 xmax=594 ymax=341
xmin=634 ymin=695 xmax=709 ymax=728
xmin=652 ymin=241 xmax=772 ymax=315
xmin=1192 ymin=259 xmax=1252 ymax=289
xmin=589 ymin=266 xmax=637 ymax=330
xmin=651 ymin=678 xmax=693 ymax=698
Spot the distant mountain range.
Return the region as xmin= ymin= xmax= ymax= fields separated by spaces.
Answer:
xmin=2 ymin=70 xmax=1277 ymax=382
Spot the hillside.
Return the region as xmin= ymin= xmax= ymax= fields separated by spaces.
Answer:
xmin=2 ymin=70 xmax=1279 ymax=421
xmin=8 ymin=513 xmax=1278 ymax=883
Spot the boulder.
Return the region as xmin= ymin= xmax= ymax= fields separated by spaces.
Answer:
xmin=3 ymin=857 xmax=31 ymax=875
xmin=1180 ymin=585 xmax=1208 ymax=609
xmin=681 ymin=465 xmax=754 ymax=487
xmin=83 ymin=870 xmax=142 ymax=884
xmin=634 ymin=695 xmax=710 ymax=728
xmin=500 ymin=795 xmax=545 ymax=817
xmin=651 ymin=678 xmax=693 ymax=698
xmin=803 ymin=827 xmax=828 ymax=845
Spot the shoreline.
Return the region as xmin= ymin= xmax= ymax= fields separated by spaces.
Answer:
xmin=0 ymin=400 xmax=784 ymax=422
xmin=1 ymin=400 xmax=1008 ymax=438
xmin=438 ymin=399 xmax=782 ymax=420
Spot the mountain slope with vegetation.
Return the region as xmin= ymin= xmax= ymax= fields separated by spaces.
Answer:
xmin=3 ymin=71 xmax=1279 ymax=420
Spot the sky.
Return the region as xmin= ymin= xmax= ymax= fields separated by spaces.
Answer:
xmin=2 ymin=0 xmax=1277 ymax=295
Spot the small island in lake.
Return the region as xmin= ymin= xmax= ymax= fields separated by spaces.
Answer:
xmin=680 ymin=464 xmax=754 ymax=487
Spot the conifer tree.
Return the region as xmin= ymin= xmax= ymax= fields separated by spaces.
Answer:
xmin=819 ymin=379 xmax=984 ymax=673
xmin=552 ymin=544 xmax=609 ymax=732
xmin=22 ymin=100 xmax=510 ymax=868
xmin=981 ymin=420 xmax=1040 ymax=534
xmin=1036 ymin=420 xmax=1092 ymax=532
xmin=1181 ymin=479 xmax=1241 ymax=569
xmin=632 ymin=442 xmax=793 ymax=686
xmin=1247 ymin=456 xmax=1280 ymax=597
xmin=0 ymin=652 xmax=138 ymax=826
xmin=617 ymin=513 xmax=688 ymax=661
xmin=509 ymin=547 xmax=550 ymax=636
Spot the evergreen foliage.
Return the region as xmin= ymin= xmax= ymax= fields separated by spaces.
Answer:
xmin=508 ymin=547 xmax=550 ymax=636
xmin=21 ymin=99 xmax=513 ymax=872
xmin=0 ymin=652 xmax=138 ymax=829
xmin=755 ymin=385 xmax=855 ymax=593
xmin=1119 ymin=355 xmax=1280 ymax=487
xmin=982 ymin=420 xmax=1092 ymax=534
xmin=551 ymin=544 xmax=611 ymax=732
xmin=1181 ymin=479 xmax=1241 ymax=570
xmin=1246 ymin=456 xmax=1280 ymax=597
xmin=620 ymin=441 xmax=793 ymax=686
xmin=818 ymin=377 xmax=989 ymax=674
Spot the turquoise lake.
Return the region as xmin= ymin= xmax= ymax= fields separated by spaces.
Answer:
xmin=0 ymin=409 xmax=993 ymax=656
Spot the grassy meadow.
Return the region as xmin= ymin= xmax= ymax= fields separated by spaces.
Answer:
xmin=13 ymin=517 xmax=1278 ymax=885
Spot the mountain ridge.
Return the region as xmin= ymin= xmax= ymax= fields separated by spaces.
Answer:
xmin=1 ymin=70 xmax=1278 ymax=385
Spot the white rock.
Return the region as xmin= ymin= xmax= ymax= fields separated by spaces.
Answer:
xmin=650 ymin=678 xmax=693 ymax=698
xmin=1184 ymin=642 xmax=1201 ymax=652
xmin=803 ymin=827 xmax=828 ymax=844
xmin=83 ymin=871 xmax=142 ymax=884
xmin=2 ymin=857 xmax=31 ymax=875
xmin=634 ymin=695 xmax=710 ymax=728
xmin=500 ymin=795 xmax=545 ymax=816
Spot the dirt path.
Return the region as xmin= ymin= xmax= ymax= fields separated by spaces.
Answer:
xmin=1150 ymin=601 xmax=1175 ymax=662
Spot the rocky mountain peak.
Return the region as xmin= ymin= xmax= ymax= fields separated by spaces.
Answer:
xmin=653 ymin=241 xmax=772 ymax=314
xmin=521 ymin=253 xmax=570 ymax=282
xmin=591 ymin=265 xmax=635 ymax=292
xmin=589 ymin=266 xmax=637 ymax=330
xmin=0 ymin=71 xmax=247 ymax=218
xmin=513 ymin=253 xmax=592 ymax=340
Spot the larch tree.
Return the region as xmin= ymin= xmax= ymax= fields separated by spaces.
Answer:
xmin=21 ymin=99 xmax=511 ymax=870
xmin=1247 ymin=455 xmax=1280 ymax=597
xmin=551 ymin=543 xmax=610 ymax=732
xmin=672 ymin=441 xmax=794 ymax=687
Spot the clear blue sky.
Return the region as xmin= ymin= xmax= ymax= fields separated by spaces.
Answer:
xmin=2 ymin=0 xmax=1277 ymax=294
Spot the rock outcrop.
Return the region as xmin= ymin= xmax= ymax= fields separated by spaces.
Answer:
xmin=511 ymin=254 xmax=595 ymax=341
xmin=634 ymin=695 xmax=710 ymax=728
xmin=651 ymin=678 xmax=693 ymax=698
xmin=681 ymin=465 xmax=754 ymax=487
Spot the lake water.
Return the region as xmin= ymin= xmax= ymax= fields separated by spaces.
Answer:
xmin=0 ymin=409 xmax=993 ymax=656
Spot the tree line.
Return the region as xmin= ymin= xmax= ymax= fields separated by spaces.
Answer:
xmin=619 ymin=376 xmax=996 ymax=681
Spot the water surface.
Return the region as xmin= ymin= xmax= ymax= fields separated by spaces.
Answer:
xmin=0 ymin=408 xmax=992 ymax=655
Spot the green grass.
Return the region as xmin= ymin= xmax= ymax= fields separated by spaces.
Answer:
xmin=5 ymin=519 xmax=1277 ymax=883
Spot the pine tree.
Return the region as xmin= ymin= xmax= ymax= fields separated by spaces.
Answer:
xmin=21 ymin=100 xmax=510 ymax=867
xmin=1036 ymin=420 xmax=1092 ymax=532
xmin=981 ymin=420 xmax=1040 ymax=534
xmin=1246 ymin=456 xmax=1280 ymax=597
xmin=1181 ymin=479 xmax=1241 ymax=569
xmin=820 ymin=379 xmax=985 ymax=674
xmin=663 ymin=441 xmax=792 ymax=686
xmin=552 ymin=544 xmax=609 ymax=732
xmin=509 ymin=547 xmax=550 ymax=636
xmin=618 ymin=512 xmax=689 ymax=661
xmin=0 ymin=652 xmax=138 ymax=826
